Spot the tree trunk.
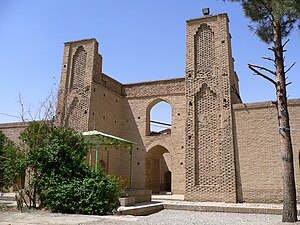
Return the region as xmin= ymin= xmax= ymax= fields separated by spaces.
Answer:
xmin=273 ymin=22 xmax=298 ymax=222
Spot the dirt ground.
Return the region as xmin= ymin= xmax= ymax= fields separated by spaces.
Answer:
xmin=0 ymin=204 xmax=123 ymax=225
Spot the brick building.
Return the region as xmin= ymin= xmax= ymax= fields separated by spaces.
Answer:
xmin=1 ymin=13 xmax=300 ymax=203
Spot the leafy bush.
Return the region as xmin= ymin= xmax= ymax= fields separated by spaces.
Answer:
xmin=19 ymin=121 xmax=122 ymax=214
xmin=23 ymin=122 xmax=89 ymax=180
xmin=0 ymin=131 xmax=25 ymax=191
xmin=43 ymin=171 xmax=121 ymax=215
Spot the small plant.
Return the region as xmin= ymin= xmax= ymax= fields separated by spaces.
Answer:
xmin=0 ymin=203 xmax=6 ymax=210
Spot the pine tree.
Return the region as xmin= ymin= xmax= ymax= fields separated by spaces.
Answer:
xmin=225 ymin=0 xmax=300 ymax=222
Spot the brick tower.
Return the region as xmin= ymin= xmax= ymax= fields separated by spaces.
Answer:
xmin=56 ymin=38 xmax=102 ymax=131
xmin=185 ymin=13 xmax=240 ymax=202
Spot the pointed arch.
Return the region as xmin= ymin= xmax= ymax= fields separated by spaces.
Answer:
xmin=146 ymin=98 xmax=172 ymax=136
xmin=145 ymin=144 xmax=171 ymax=193
xmin=194 ymin=83 xmax=221 ymax=185
xmin=194 ymin=24 xmax=215 ymax=77
xmin=70 ymin=46 xmax=87 ymax=90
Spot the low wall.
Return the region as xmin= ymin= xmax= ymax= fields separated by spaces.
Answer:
xmin=124 ymin=189 xmax=152 ymax=203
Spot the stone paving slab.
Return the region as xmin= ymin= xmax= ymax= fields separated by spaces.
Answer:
xmin=152 ymin=194 xmax=185 ymax=201
xmin=0 ymin=193 xmax=16 ymax=201
xmin=1 ymin=209 xmax=300 ymax=225
xmin=119 ymin=198 xmax=300 ymax=216
xmin=117 ymin=201 xmax=164 ymax=215
xmin=2 ymin=193 xmax=300 ymax=223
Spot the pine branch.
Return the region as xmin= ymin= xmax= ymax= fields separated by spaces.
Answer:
xmin=286 ymin=82 xmax=292 ymax=87
xmin=248 ymin=64 xmax=277 ymax=86
xmin=282 ymin=39 xmax=290 ymax=48
xmin=268 ymin=47 xmax=275 ymax=52
xmin=261 ymin=0 xmax=274 ymax=21
xmin=262 ymin=56 xmax=277 ymax=68
xmin=262 ymin=56 xmax=275 ymax=62
xmin=285 ymin=62 xmax=296 ymax=74
xmin=248 ymin=63 xmax=276 ymax=76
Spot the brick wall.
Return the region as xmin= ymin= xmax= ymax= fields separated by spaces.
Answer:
xmin=233 ymin=99 xmax=300 ymax=203
xmin=121 ymin=79 xmax=186 ymax=193
xmin=0 ymin=122 xmax=28 ymax=144
xmin=88 ymin=76 xmax=124 ymax=181
xmin=123 ymin=77 xmax=185 ymax=98
xmin=54 ymin=36 xmax=187 ymax=193
xmin=86 ymin=77 xmax=187 ymax=193
xmin=185 ymin=13 xmax=238 ymax=202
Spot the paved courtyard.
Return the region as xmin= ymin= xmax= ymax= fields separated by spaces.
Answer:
xmin=1 ymin=209 xmax=300 ymax=225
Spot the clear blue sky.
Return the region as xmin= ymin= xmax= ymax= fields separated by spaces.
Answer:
xmin=0 ymin=0 xmax=299 ymax=123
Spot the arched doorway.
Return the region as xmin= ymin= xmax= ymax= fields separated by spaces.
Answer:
xmin=145 ymin=145 xmax=171 ymax=193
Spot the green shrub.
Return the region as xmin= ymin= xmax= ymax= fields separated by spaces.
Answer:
xmin=0 ymin=131 xmax=25 ymax=191
xmin=43 ymin=171 xmax=121 ymax=215
xmin=22 ymin=122 xmax=89 ymax=179
xmin=19 ymin=121 xmax=122 ymax=214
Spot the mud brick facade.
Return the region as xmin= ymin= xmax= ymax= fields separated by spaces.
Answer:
xmin=1 ymin=13 xmax=300 ymax=203
xmin=185 ymin=14 xmax=240 ymax=202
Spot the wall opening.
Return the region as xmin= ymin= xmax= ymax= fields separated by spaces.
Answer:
xmin=146 ymin=145 xmax=171 ymax=194
xmin=147 ymin=100 xmax=172 ymax=136
xmin=162 ymin=170 xmax=171 ymax=192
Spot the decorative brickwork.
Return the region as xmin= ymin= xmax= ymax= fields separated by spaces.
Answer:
xmin=195 ymin=84 xmax=221 ymax=186
xmin=56 ymin=39 xmax=99 ymax=132
xmin=185 ymin=14 xmax=237 ymax=202
xmin=70 ymin=46 xmax=87 ymax=90
xmin=194 ymin=25 xmax=215 ymax=76
xmin=64 ymin=45 xmax=89 ymax=130
xmin=60 ymin=46 xmax=90 ymax=131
